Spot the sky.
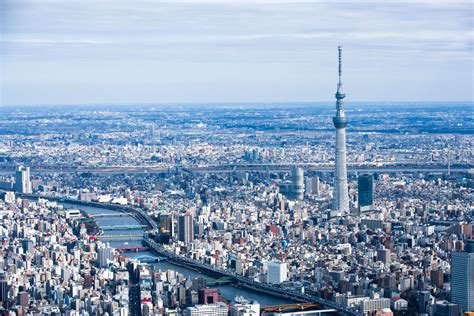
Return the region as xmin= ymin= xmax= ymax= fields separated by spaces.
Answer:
xmin=0 ymin=0 xmax=473 ymax=106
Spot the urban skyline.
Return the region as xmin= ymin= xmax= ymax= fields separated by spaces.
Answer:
xmin=0 ymin=1 xmax=473 ymax=316
xmin=0 ymin=74 xmax=472 ymax=315
xmin=0 ymin=97 xmax=472 ymax=315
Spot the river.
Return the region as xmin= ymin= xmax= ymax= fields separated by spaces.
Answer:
xmin=63 ymin=203 xmax=292 ymax=307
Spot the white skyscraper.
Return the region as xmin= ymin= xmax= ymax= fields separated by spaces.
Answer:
xmin=267 ymin=261 xmax=287 ymax=284
xmin=332 ymin=46 xmax=350 ymax=214
xmin=291 ymin=165 xmax=304 ymax=201
xmin=98 ymin=245 xmax=114 ymax=268
xmin=15 ymin=166 xmax=32 ymax=194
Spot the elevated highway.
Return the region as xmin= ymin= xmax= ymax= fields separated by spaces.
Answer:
xmin=1 ymin=163 xmax=470 ymax=175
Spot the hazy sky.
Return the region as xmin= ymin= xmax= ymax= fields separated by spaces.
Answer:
xmin=1 ymin=0 xmax=473 ymax=106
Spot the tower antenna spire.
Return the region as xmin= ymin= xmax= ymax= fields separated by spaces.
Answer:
xmin=338 ymin=46 xmax=342 ymax=84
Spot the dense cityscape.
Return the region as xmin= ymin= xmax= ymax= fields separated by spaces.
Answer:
xmin=0 ymin=66 xmax=473 ymax=316
xmin=1 ymin=0 xmax=474 ymax=313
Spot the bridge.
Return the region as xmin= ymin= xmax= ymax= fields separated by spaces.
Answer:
xmin=134 ymin=254 xmax=168 ymax=263
xmin=90 ymin=213 xmax=133 ymax=218
xmin=96 ymin=234 xmax=143 ymax=240
xmin=115 ymin=246 xmax=149 ymax=252
xmin=101 ymin=225 xmax=146 ymax=231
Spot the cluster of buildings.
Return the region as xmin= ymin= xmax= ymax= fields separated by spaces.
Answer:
xmin=0 ymin=49 xmax=471 ymax=316
xmin=7 ymin=157 xmax=471 ymax=315
xmin=0 ymin=193 xmax=270 ymax=316
xmin=149 ymin=169 xmax=473 ymax=315
xmin=0 ymin=101 xmax=472 ymax=173
xmin=0 ymin=195 xmax=130 ymax=315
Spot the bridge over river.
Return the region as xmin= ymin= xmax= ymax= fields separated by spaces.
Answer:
xmin=101 ymin=225 xmax=146 ymax=231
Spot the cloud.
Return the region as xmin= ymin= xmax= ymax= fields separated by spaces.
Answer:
xmin=1 ymin=0 xmax=472 ymax=104
xmin=1 ymin=38 xmax=107 ymax=45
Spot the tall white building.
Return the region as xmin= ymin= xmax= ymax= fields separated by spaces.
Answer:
xmin=98 ymin=245 xmax=113 ymax=268
xmin=267 ymin=261 xmax=287 ymax=284
xmin=451 ymin=240 xmax=474 ymax=313
xmin=291 ymin=166 xmax=304 ymax=201
xmin=332 ymin=46 xmax=350 ymax=215
xmin=15 ymin=166 xmax=32 ymax=194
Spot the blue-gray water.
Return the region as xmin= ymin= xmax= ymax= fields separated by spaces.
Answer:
xmin=63 ymin=203 xmax=292 ymax=307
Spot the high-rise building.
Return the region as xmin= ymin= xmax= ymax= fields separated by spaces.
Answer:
xmin=0 ymin=279 xmax=8 ymax=307
xmin=451 ymin=239 xmax=474 ymax=313
xmin=159 ymin=213 xmax=174 ymax=237
xmin=313 ymin=176 xmax=320 ymax=197
xmin=358 ymin=173 xmax=374 ymax=211
xmin=434 ymin=301 xmax=460 ymax=316
xmin=305 ymin=176 xmax=320 ymax=197
xmin=178 ymin=214 xmax=194 ymax=244
xmin=291 ymin=166 xmax=304 ymax=201
xmin=305 ymin=177 xmax=313 ymax=195
xmin=98 ymin=245 xmax=114 ymax=268
xmin=377 ymin=248 xmax=391 ymax=265
xmin=418 ymin=291 xmax=431 ymax=314
xmin=332 ymin=46 xmax=350 ymax=215
xmin=267 ymin=261 xmax=287 ymax=284
xmin=14 ymin=166 xmax=32 ymax=194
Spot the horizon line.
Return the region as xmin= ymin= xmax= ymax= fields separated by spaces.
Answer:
xmin=1 ymin=100 xmax=473 ymax=108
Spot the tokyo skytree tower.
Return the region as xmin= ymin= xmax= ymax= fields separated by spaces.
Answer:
xmin=332 ymin=46 xmax=350 ymax=214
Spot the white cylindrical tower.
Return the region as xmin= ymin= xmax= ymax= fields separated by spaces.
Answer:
xmin=292 ymin=165 xmax=304 ymax=201
xmin=332 ymin=46 xmax=350 ymax=214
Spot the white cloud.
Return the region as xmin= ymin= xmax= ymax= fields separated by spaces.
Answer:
xmin=1 ymin=0 xmax=472 ymax=104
